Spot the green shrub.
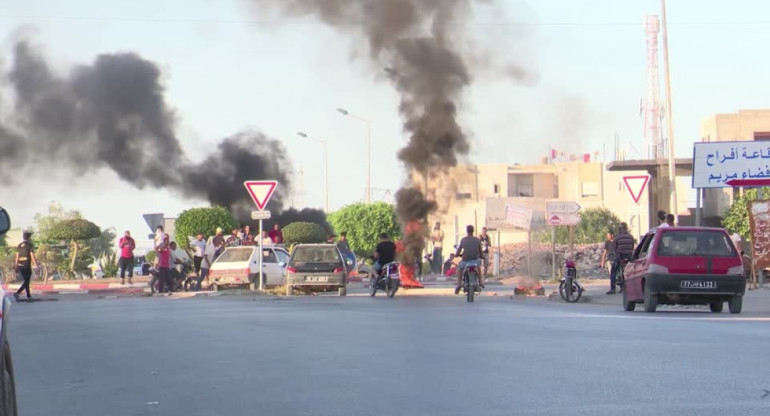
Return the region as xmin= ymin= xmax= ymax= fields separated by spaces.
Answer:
xmin=328 ymin=202 xmax=402 ymax=257
xmin=539 ymin=207 xmax=621 ymax=244
xmin=175 ymin=206 xmax=239 ymax=251
xmin=282 ymin=222 xmax=327 ymax=247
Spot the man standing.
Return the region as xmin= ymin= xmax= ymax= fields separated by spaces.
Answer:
xmin=154 ymin=225 xmax=165 ymax=248
xmin=479 ymin=227 xmax=492 ymax=280
xmin=608 ymin=223 xmax=635 ymax=295
xmin=601 ymin=230 xmax=615 ymax=276
xmin=191 ymin=233 xmax=206 ymax=278
xmin=212 ymin=227 xmax=225 ymax=258
xmin=268 ymin=224 xmax=284 ymax=245
xmin=657 ymin=210 xmax=669 ymax=228
xmin=226 ymin=229 xmax=242 ymax=247
xmin=261 ymin=231 xmax=274 ymax=246
xmin=430 ymin=222 xmax=444 ymax=274
xmin=240 ymin=225 xmax=253 ymax=245
xmin=118 ymin=230 xmax=136 ymax=285
xmin=666 ymin=214 xmax=675 ymax=227
xmin=336 ymin=232 xmax=354 ymax=273
xmin=197 ymin=239 xmax=214 ymax=291
xmin=156 ymin=234 xmax=172 ymax=293
xmin=14 ymin=231 xmax=38 ymax=301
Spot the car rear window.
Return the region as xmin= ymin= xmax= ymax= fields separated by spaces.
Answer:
xmin=291 ymin=247 xmax=341 ymax=263
xmin=216 ymin=247 xmax=254 ymax=262
xmin=657 ymin=231 xmax=736 ymax=257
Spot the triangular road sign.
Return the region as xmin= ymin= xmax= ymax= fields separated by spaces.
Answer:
xmin=623 ymin=175 xmax=650 ymax=204
xmin=244 ymin=181 xmax=278 ymax=210
xmin=142 ymin=213 xmax=164 ymax=233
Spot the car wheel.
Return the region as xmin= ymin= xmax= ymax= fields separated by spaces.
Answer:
xmin=709 ymin=302 xmax=724 ymax=313
xmin=622 ymin=288 xmax=636 ymax=312
xmin=0 ymin=341 xmax=17 ymax=416
xmin=338 ymin=285 xmax=347 ymax=297
xmin=643 ymin=284 xmax=657 ymax=313
xmin=728 ymin=295 xmax=743 ymax=314
xmin=286 ymin=285 xmax=294 ymax=296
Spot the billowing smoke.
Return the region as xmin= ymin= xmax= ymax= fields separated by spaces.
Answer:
xmin=0 ymin=39 xmax=291 ymax=220
xmin=254 ymin=0 xmax=478 ymax=261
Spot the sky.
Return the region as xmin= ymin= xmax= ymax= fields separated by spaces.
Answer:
xmin=1 ymin=0 xmax=769 ymax=243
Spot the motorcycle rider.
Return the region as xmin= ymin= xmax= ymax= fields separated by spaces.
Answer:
xmin=373 ymin=233 xmax=396 ymax=278
xmin=608 ymin=222 xmax=636 ymax=294
xmin=455 ymin=225 xmax=484 ymax=294
xmin=168 ymin=241 xmax=188 ymax=286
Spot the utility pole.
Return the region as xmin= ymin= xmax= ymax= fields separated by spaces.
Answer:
xmin=661 ymin=0 xmax=679 ymax=222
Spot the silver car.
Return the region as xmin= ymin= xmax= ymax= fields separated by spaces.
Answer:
xmin=285 ymin=244 xmax=350 ymax=296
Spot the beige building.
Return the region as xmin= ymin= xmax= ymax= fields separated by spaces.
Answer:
xmin=425 ymin=161 xmax=655 ymax=250
xmin=700 ymin=109 xmax=770 ymax=218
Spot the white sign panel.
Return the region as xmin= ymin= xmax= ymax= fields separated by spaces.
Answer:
xmin=504 ymin=205 xmax=533 ymax=230
xmin=693 ymin=141 xmax=770 ymax=188
xmin=547 ymin=213 xmax=581 ymax=226
xmin=546 ymin=201 xmax=581 ymax=214
xmin=251 ymin=210 xmax=272 ymax=220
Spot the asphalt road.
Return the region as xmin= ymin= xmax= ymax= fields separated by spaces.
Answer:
xmin=8 ymin=294 xmax=770 ymax=416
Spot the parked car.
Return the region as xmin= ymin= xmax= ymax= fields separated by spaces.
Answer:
xmin=285 ymin=244 xmax=350 ymax=296
xmin=0 ymin=206 xmax=18 ymax=415
xmin=133 ymin=256 xmax=151 ymax=277
xmin=623 ymin=226 xmax=746 ymax=313
xmin=208 ymin=246 xmax=289 ymax=291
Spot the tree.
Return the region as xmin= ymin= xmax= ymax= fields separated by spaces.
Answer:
xmin=90 ymin=228 xmax=117 ymax=260
xmin=539 ymin=207 xmax=621 ymax=244
xmin=48 ymin=219 xmax=102 ymax=272
xmin=175 ymin=206 xmax=239 ymax=251
xmin=34 ymin=202 xmax=83 ymax=242
xmin=282 ymin=222 xmax=327 ymax=249
xmin=328 ymin=202 xmax=402 ymax=257
xmin=35 ymin=244 xmax=68 ymax=283
xmin=722 ymin=188 xmax=770 ymax=243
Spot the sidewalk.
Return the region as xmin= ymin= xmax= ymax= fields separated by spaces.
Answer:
xmin=2 ymin=277 xmax=151 ymax=296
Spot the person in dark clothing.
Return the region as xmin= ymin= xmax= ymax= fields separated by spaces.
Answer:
xmin=14 ymin=231 xmax=38 ymax=301
xmin=608 ymin=223 xmax=636 ymax=294
xmin=455 ymin=225 xmax=484 ymax=294
xmin=479 ymin=227 xmax=492 ymax=279
xmin=373 ymin=233 xmax=396 ymax=276
xmin=601 ymin=230 xmax=615 ymax=276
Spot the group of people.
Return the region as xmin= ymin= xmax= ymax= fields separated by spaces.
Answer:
xmin=429 ymin=222 xmax=492 ymax=280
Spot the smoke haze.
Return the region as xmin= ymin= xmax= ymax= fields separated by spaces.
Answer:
xmin=0 ymin=39 xmax=290 ymax=221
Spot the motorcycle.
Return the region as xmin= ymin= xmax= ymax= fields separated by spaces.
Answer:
xmin=461 ymin=261 xmax=482 ymax=303
xmin=559 ymin=260 xmax=584 ymax=303
xmin=369 ymin=262 xmax=400 ymax=298
xmin=149 ymin=263 xmax=190 ymax=294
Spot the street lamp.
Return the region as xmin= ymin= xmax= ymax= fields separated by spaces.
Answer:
xmin=297 ymin=132 xmax=329 ymax=212
xmin=337 ymin=107 xmax=372 ymax=204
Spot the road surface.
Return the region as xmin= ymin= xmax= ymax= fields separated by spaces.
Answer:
xmin=9 ymin=294 xmax=770 ymax=415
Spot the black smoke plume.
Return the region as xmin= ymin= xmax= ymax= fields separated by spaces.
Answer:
xmin=0 ymin=39 xmax=291 ymax=221
xmin=254 ymin=0 xmax=477 ymax=259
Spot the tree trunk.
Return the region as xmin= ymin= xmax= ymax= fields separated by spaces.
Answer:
xmin=70 ymin=240 xmax=78 ymax=272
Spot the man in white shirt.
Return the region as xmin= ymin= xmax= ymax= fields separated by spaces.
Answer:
xmin=430 ymin=222 xmax=444 ymax=274
xmin=197 ymin=240 xmax=215 ymax=291
xmin=656 ymin=210 xmax=670 ymax=228
xmin=190 ymin=233 xmax=206 ymax=279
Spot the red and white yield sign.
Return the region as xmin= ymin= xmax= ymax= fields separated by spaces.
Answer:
xmin=244 ymin=181 xmax=278 ymax=210
xmin=623 ymin=175 xmax=651 ymax=205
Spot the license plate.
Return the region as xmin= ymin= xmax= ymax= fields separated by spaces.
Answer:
xmin=680 ymin=280 xmax=716 ymax=289
xmin=306 ymin=276 xmax=328 ymax=283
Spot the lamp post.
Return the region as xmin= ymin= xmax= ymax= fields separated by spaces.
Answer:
xmin=297 ymin=132 xmax=329 ymax=212
xmin=661 ymin=0 xmax=678 ymax=223
xmin=337 ymin=108 xmax=372 ymax=204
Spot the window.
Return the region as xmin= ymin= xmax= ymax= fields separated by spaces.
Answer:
xmin=581 ymin=182 xmax=599 ymax=197
xmin=456 ymin=192 xmax=472 ymax=200
xmin=657 ymin=231 xmax=736 ymax=257
xmin=216 ymin=247 xmax=254 ymax=263
xmin=508 ymin=173 xmax=534 ymax=197
xmin=263 ymin=250 xmax=277 ymax=263
xmin=275 ymin=249 xmax=289 ymax=264
xmin=637 ymin=233 xmax=655 ymax=259
xmin=517 ymin=184 xmax=534 ymax=197
xmin=291 ymin=247 xmax=342 ymax=263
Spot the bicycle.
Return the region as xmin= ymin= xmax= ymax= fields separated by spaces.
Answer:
xmin=559 ymin=260 xmax=584 ymax=303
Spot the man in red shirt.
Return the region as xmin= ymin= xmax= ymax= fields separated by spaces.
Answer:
xmin=118 ymin=231 xmax=136 ymax=285
xmin=156 ymin=234 xmax=173 ymax=293
xmin=268 ymin=224 xmax=284 ymax=245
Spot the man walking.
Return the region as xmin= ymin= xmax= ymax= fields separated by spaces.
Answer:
xmin=118 ymin=230 xmax=136 ymax=285
xmin=479 ymin=227 xmax=492 ymax=280
xmin=191 ymin=233 xmax=206 ymax=279
xmin=197 ymin=238 xmax=214 ymax=291
xmin=430 ymin=222 xmax=444 ymax=274
xmin=608 ymin=223 xmax=635 ymax=295
xmin=14 ymin=231 xmax=38 ymax=301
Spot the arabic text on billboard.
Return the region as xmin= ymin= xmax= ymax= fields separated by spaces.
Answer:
xmin=693 ymin=141 xmax=770 ymax=188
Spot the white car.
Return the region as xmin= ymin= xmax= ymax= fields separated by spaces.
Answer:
xmin=209 ymin=246 xmax=290 ymax=290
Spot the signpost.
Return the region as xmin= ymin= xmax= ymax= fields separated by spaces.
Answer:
xmin=547 ymin=201 xmax=582 ymax=279
xmin=623 ymin=175 xmax=650 ymax=239
xmin=244 ymin=180 xmax=278 ymax=291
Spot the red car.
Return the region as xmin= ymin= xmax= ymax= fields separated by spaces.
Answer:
xmin=622 ymin=227 xmax=746 ymax=313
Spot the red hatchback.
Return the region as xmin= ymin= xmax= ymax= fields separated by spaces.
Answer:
xmin=623 ymin=227 xmax=746 ymax=313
